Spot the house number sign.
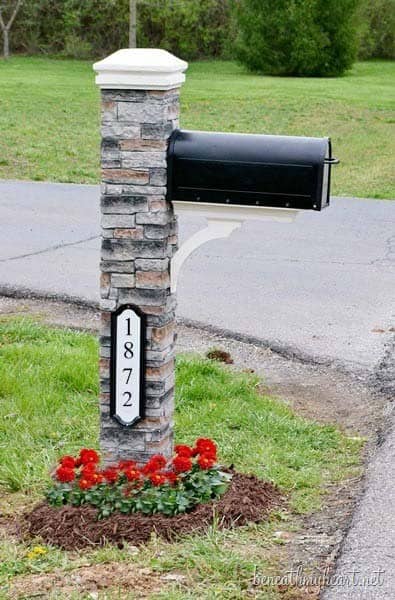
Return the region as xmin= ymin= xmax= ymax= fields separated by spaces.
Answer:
xmin=110 ymin=305 xmax=145 ymax=427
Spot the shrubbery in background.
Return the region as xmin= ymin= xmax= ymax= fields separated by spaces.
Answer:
xmin=358 ymin=0 xmax=395 ymax=59
xmin=138 ymin=0 xmax=232 ymax=60
xmin=12 ymin=0 xmax=130 ymax=57
xmin=4 ymin=0 xmax=394 ymax=67
xmin=10 ymin=0 xmax=233 ymax=60
xmin=234 ymin=0 xmax=361 ymax=76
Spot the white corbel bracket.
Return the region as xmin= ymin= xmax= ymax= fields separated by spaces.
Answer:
xmin=171 ymin=201 xmax=299 ymax=293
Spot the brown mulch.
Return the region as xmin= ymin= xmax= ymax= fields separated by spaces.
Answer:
xmin=23 ymin=472 xmax=282 ymax=551
xmin=206 ymin=349 xmax=234 ymax=364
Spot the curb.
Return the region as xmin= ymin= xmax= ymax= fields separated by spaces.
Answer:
xmin=0 ymin=282 xmax=370 ymax=379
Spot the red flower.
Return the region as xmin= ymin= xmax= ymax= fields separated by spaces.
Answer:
xmin=91 ymin=472 xmax=104 ymax=485
xmin=102 ymin=467 xmax=119 ymax=484
xmin=77 ymin=463 xmax=104 ymax=486
xmin=55 ymin=466 xmax=75 ymax=483
xmin=142 ymin=454 xmax=167 ymax=474
xmin=196 ymin=438 xmax=217 ymax=454
xmin=79 ymin=477 xmax=95 ymax=490
xmin=81 ymin=463 xmax=96 ymax=476
xmin=79 ymin=448 xmax=100 ymax=465
xmin=118 ymin=459 xmax=137 ymax=471
xmin=124 ymin=467 xmax=141 ymax=482
xmin=151 ymin=454 xmax=167 ymax=468
xmin=201 ymin=449 xmax=217 ymax=460
xmin=59 ymin=455 xmax=76 ymax=469
xmin=149 ymin=473 xmax=167 ymax=486
xmin=164 ymin=471 xmax=179 ymax=485
xmin=197 ymin=454 xmax=216 ymax=470
xmin=172 ymin=455 xmax=193 ymax=473
xmin=174 ymin=444 xmax=193 ymax=458
xmin=195 ymin=438 xmax=217 ymax=457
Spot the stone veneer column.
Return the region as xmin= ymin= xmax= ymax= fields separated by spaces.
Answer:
xmin=93 ymin=49 xmax=188 ymax=464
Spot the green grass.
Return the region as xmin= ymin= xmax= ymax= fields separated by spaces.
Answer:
xmin=0 ymin=319 xmax=99 ymax=492
xmin=175 ymin=355 xmax=359 ymax=514
xmin=0 ymin=57 xmax=394 ymax=197
xmin=0 ymin=317 xmax=360 ymax=512
xmin=0 ymin=317 xmax=362 ymax=597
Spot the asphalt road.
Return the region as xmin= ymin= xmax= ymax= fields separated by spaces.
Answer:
xmin=323 ymin=399 xmax=395 ymax=600
xmin=1 ymin=180 xmax=394 ymax=372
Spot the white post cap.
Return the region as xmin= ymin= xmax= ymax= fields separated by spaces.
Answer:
xmin=93 ymin=48 xmax=188 ymax=90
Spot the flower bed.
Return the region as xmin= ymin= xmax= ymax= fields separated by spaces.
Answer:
xmin=25 ymin=472 xmax=281 ymax=550
xmin=46 ymin=439 xmax=231 ymax=519
xmin=22 ymin=438 xmax=282 ymax=550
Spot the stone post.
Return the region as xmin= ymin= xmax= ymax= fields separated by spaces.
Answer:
xmin=93 ymin=49 xmax=188 ymax=464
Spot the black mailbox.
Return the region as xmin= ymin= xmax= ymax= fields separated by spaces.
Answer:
xmin=167 ymin=130 xmax=338 ymax=211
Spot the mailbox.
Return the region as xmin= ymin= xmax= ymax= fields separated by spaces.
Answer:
xmin=167 ymin=130 xmax=338 ymax=211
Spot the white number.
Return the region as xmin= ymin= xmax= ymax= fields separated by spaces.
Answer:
xmin=113 ymin=308 xmax=141 ymax=426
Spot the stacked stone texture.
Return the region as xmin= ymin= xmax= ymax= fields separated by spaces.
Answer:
xmin=99 ymin=87 xmax=179 ymax=464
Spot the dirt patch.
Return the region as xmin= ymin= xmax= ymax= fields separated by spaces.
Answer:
xmin=23 ymin=473 xmax=281 ymax=551
xmin=0 ymin=516 xmax=19 ymax=540
xmin=177 ymin=323 xmax=386 ymax=439
xmin=7 ymin=561 xmax=165 ymax=600
xmin=0 ymin=294 xmax=99 ymax=332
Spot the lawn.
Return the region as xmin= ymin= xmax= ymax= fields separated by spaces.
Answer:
xmin=0 ymin=57 xmax=394 ymax=198
xmin=0 ymin=318 xmax=362 ymax=598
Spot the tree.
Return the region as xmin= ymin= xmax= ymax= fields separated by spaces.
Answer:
xmin=235 ymin=0 xmax=361 ymax=77
xmin=358 ymin=0 xmax=395 ymax=59
xmin=129 ymin=0 xmax=137 ymax=47
xmin=0 ymin=0 xmax=23 ymax=59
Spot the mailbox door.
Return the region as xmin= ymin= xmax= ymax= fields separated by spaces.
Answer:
xmin=170 ymin=158 xmax=319 ymax=209
xmin=168 ymin=130 xmax=334 ymax=211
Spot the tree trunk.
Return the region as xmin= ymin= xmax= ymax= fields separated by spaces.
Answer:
xmin=0 ymin=0 xmax=24 ymax=60
xmin=129 ymin=0 xmax=137 ymax=48
xmin=3 ymin=28 xmax=9 ymax=59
